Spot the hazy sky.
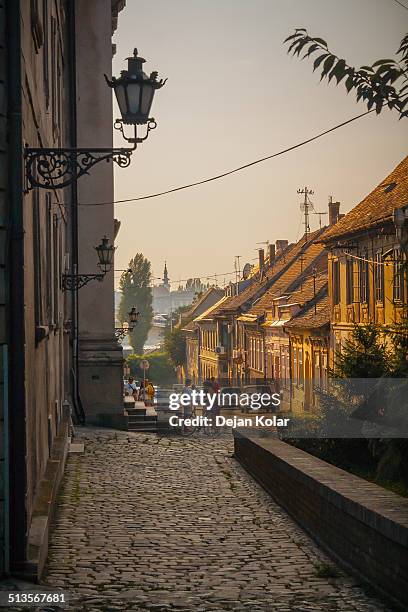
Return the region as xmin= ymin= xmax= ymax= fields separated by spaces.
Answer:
xmin=111 ymin=0 xmax=407 ymax=289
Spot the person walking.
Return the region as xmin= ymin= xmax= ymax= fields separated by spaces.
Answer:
xmin=124 ymin=376 xmax=138 ymax=401
xmin=210 ymin=376 xmax=220 ymax=393
xmin=182 ymin=379 xmax=193 ymax=417
xmin=138 ymin=380 xmax=145 ymax=402
xmin=145 ymin=379 xmax=155 ymax=406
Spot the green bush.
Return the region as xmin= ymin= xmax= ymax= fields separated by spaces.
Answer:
xmin=126 ymin=352 xmax=177 ymax=385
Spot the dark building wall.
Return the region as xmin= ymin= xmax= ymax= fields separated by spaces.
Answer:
xmin=5 ymin=0 xmax=73 ymax=576
xmin=0 ymin=0 xmax=8 ymax=576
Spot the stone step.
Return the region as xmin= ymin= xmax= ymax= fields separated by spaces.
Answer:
xmin=128 ymin=422 xmax=158 ymax=432
xmin=127 ymin=413 xmax=158 ymax=432
xmin=128 ymin=415 xmax=157 ymax=423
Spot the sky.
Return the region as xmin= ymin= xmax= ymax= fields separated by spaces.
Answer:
xmin=111 ymin=0 xmax=408 ymax=289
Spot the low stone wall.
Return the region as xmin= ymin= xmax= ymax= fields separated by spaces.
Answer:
xmin=233 ymin=429 xmax=408 ymax=611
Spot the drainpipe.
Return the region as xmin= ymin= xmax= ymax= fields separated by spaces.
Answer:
xmin=288 ymin=336 xmax=293 ymax=413
xmin=67 ymin=0 xmax=84 ymax=424
xmin=197 ymin=326 xmax=202 ymax=384
xmin=7 ymin=0 xmax=28 ymax=571
xmin=3 ymin=346 xmax=9 ymax=574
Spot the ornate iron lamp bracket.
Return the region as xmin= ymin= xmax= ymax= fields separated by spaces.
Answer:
xmin=24 ymin=120 xmax=157 ymax=191
xmin=61 ymin=273 xmax=105 ymax=292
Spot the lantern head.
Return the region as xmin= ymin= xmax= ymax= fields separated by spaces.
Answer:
xmin=95 ymin=236 xmax=115 ymax=274
xmin=106 ymin=48 xmax=167 ymax=125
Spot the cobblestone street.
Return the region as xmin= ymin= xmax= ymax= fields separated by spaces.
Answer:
xmin=43 ymin=428 xmax=388 ymax=611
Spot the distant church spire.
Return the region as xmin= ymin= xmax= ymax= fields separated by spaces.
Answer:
xmin=163 ymin=261 xmax=170 ymax=289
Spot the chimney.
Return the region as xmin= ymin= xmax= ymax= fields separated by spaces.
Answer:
xmin=268 ymin=244 xmax=276 ymax=267
xmin=328 ymin=197 xmax=341 ymax=225
xmin=276 ymin=240 xmax=288 ymax=256
xmin=258 ymin=248 xmax=265 ymax=272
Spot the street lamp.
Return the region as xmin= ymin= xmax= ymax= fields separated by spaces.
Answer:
xmin=129 ymin=307 xmax=140 ymax=325
xmin=61 ymin=235 xmax=115 ymax=291
xmin=25 ymin=49 xmax=166 ymax=190
xmin=107 ymin=48 xmax=166 ymax=126
xmin=115 ymin=307 xmax=140 ymax=340
xmin=95 ymin=235 xmax=116 ymax=274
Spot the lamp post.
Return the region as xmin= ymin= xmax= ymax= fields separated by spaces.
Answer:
xmin=61 ymin=235 xmax=115 ymax=291
xmin=25 ymin=49 xmax=166 ymax=190
xmin=115 ymin=307 xmax=140 ymax=341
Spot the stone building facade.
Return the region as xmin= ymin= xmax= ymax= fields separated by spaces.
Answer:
xmin=1 ymin=0 xmax=125 ymax=579
xmin=76 ymin=0 xmax=124 ymax=425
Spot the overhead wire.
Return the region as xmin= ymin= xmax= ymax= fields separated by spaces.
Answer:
xmin=78 ymin=109 xmax=374 ymax=207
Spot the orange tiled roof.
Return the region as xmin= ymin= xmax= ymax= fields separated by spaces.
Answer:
xmin=215 ymin=229 xmax=326 ymax=317
xmin=247 ymin=244 xmax=328 ymax=317
xmin=182 ymin=287 xmax=223 ymax=320
xmin=321 ymin=155 xmax=408 ymax=242
xmin=284 ymin=291 xmax=329 ymax=330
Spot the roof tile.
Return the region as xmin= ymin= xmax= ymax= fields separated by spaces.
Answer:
xmin=321 ymin=155 xmax=408 ymax=242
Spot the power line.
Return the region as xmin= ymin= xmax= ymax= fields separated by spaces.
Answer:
xmin=342 ymin=250 xmax=401 ymax=266
xmin=392 ymin=0 xmax=408 ymax=10
xmin=79 ymin=109 xmax=374 ymax=207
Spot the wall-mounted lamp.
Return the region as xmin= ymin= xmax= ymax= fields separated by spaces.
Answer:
xmin=115 ymin=307 xmax=140 ymax=340
xmin=62 ymin=236 xmax=115 ymax=291
xmin=25 ymin=49 xmax=166 ymax=190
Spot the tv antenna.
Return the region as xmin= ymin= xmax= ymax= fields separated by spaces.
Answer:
xmin=314 ymin=210 xmax=328 ymax=229
xmin=297 ymin=187 xmax=314 ymax=241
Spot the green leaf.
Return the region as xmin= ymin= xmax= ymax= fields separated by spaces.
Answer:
xmin=321 ymin=55 xmax=335 ymax=79
xmin=313 ymin=53 xmax=329 ymax=71
xmin=294 ymin=39 xmax=309 ymax=56
xmin=283 ymin=32 xmax=304 ymax=43
xmin=302 ymin=43 xmax=319 ymax=59
xmin=331 ymin=59 xmax=347 ymax=83
xmin=375 ymin=64 xmax=397 ymax=76
xmin=288 ymin=38 xmax=305 ymax=54
xmin=372 ymin=59 xmax=396 ymax=67
xmin=345 ymin=75 xmax=354 ymax=93
xmin=312 ymin=37 xmax=328 ymax=48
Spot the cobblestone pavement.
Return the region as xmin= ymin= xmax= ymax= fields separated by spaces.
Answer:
xmin=42 ymin=428 xmax=389 ymax=611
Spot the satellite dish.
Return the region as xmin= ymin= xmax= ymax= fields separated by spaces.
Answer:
xmin=242 ymin=263 xmax=252 ymax=280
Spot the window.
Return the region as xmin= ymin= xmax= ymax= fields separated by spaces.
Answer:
xmin=52 ymin=212 xmax=59 ymax=327
xmin=393 ymin=248 xmax=404 ymax=302
xmin=298 ymin=348 xmax=304 ymax=387
xmin=50 ymin=16 xmax=63 ymax=139
xmin=45 ymin=194 xmax=53 ymax=325
xmin=346 ymin=259 xmax=354 ymax=305
xmin=321 ymin=352 xmax=328 ymax=391
xmin=31 ymin=0 xmax=44 ymax=53
xmin=293 ymin=349 xmax=297 ymax=385
xmin=33 ymin=190 xmax=43 ymax=331
xmin=332 ymin=260 xmax=340 ymax=305
xmin=43 ymin=0 xmax=49 ymax=108
xmin=314 ymin=351 xmax=321 ymax=388
xmin=359 ymin=251 xmax=369 ymax=304
xmin=374 ymin=252 xmax=384 ymax=303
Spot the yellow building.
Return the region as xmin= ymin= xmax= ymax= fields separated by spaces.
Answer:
xmin=284 ymin=290 xmax=329 ymax=413
xmin=321 ymin=156 xmax=408 ymax=360
xmin=179 ymin=288 xmax=224 ymax=383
